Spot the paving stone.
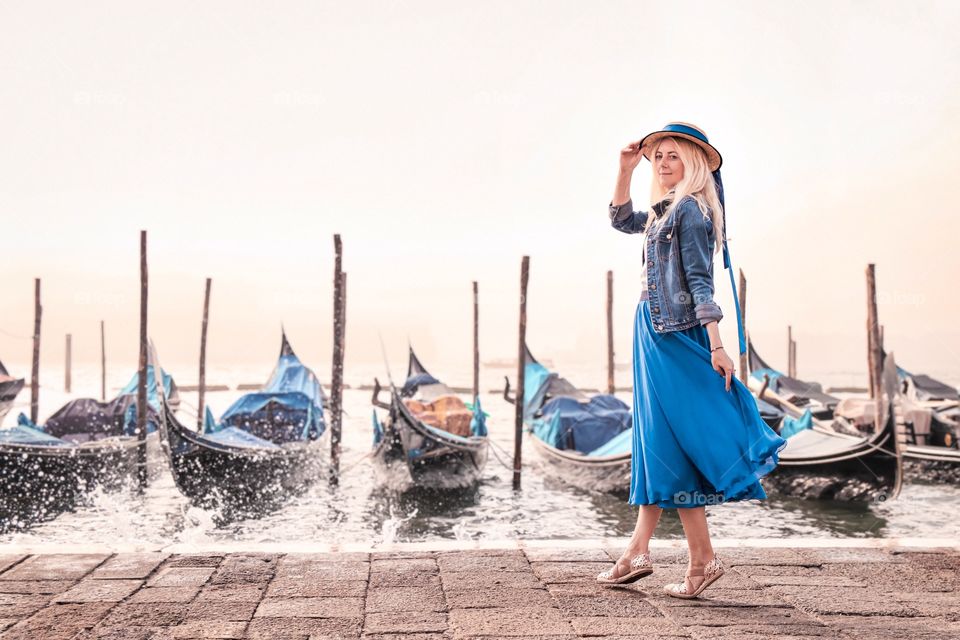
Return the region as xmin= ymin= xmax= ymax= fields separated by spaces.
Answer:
xmin=751 ymin=574 xmax=864 ymax=587
xmin=276 ymin=560 xmax=370 ymax=581
xmin=369 ymin=572 xmax=441 ymax=589
xmin=605 ymin=547 xmax=689 ymax=566
xmin=684 ymin=623 xmax=840 ymax=638
xmin=525 ymin=548 xmax=611 ymax=563
xmin=91 ymin=553 xmax=169 ymax=579
xmin=360 ymin=634 xmax=446 ymax=640
xmin=370 ymin=558 xmax=437 ymax=574
xmin=0 ymin=556 xmax=26 ymax=575
xmin=0 ymin=554 xmax=109 ymax=581
xmin=448 ymin=607 xmax=573 ymax=636
xmin=0 ymin=579 xmax=75 ymax=594
xmin=0 ymin=602 xmax=114 ymax=640
xmin=0 ymin=618 xmax=16 ymax=632
xmin=721 ymin=549 xmax=815 ymax=567
xmin=55 ymin=579 xmax=143 ymax=603
xmin=370 ymin=551 xmax=436 ymax=560
xmin=437 ymin=553 xmax=528 ymax=573
xmin=245 ymin=616 xmax=361 ymax=638
xmin=818 ymin=614 xmax=960 ymax=639
xmin=363 ymin=611 xmax=447 ymax=634
xmin=439 ymin=569 xmax=541 ymax=591
xmin=530 ymin=562 xmax=614 ymax=583
xmin=444 ymin=586 xmax=554 ymax=609
xmin=127 ymin=586 xmax=201 ymax=603
xmin=663 ymin=605 xmax=823 ymax=627
xmin=100 ymin=602 xmax=188 ymax=626
xmin=187 ymin=599 xmax=259 ymax=621
xmin=166 ymin=554 xmax=225 ymax=568
xmin=796 ymin=547 xmax=909 ymax=565
xmin=549 ymin=587 xmax=662 ymax=617
xmin=267 ymin=578 xmax=367 ymax=598
xmin=365 ymin=586 xmax=445 ymax=613
xmin=653 ymin=587 xmax=793 ymax=608
xmin=255 ymin=597 xmax=364 ymax=618
xmin=568 ymin=616 xmax=689 ymax=637
xmin=194 ymin=582 xmax=267 ymax=603
xmin=210 ymin=554 xmax=278 ymax=584
xmin=817 ymin=562 xmax=960 ymax=593
xmin=0 ymin=593 xmax=50 ymax=617
xmin=732 ymin=564 xmax=826 ymax=577
xmin=166 ymin=620 xmax=247 ymax=638
xmin=147 ymin=566 xmax=216 ymax=587
xmin=285 ymin=551 xmax=370 ymax=563
xmin=889 ymin=590 xmax=960 ymax=621
xmin=74 ymin=628 xmax=160 ymax=640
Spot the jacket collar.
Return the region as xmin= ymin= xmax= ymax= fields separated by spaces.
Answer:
xmin=652 ymin=190 xmax=675 ymax=217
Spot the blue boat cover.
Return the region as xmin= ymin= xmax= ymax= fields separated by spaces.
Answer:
xmin=0 ymin=417 xmax=70 ymax=446
xmin=119 ymin=366 xmax=177 ymax=411
xmin=205 ymin=338 xmax=326 ymax=444
xmin=469 ymin=395 xmax=488 ymax=438
xmin=780 ymin=408 xmax=813 ymax=439
xmin=587 ymin=426 xmax=632 ymax=456
xmin=525 ymin=360 xmax=631 ymax=455
xmin=200 ymin=426 xmax=281 ymax=450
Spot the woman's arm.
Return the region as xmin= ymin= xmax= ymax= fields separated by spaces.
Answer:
xmin=676 ymin=199 xmax=723 ymax=326
xmin=609 ymin=143 xmax=649 ymax=233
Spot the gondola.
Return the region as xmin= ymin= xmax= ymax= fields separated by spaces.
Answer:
xmin=879 ymin=348 xmax=960 ymax=481
xmin=747 ymin=339 xmax=841 ymax=420
xmin=156 ymin=333 xmax=327 ymax=514
xmin=504 ymin=345 xmax=632 ymax=493
xmin=0 ymin=359 xmax=25 ymax=423
xmin=0 ymin=366 xmax=174 ymax=531
xmin=746 ymin=339 xmax=903 ymax=501
xmin=370 ymin=347 xmax=488 ymax=491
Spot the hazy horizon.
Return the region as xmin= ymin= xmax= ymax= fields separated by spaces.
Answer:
xmin=2 ymin=1 xmax=958 ymax=385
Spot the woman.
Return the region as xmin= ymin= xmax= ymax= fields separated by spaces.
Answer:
xmin=596 ymin=122 xmax=787 ymax=599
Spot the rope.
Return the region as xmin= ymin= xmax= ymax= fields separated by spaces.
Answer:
xmin=487 ymin=438 xmax=515 ymax=470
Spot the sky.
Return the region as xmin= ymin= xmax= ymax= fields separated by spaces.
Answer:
xmin=1 ymin=0 xmax=958 ymax=386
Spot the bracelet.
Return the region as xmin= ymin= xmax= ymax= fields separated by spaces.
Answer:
xmin=710 ymin=345 xmax=724 ymax=352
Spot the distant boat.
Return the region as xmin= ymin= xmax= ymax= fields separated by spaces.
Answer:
xmin=157 ymin=333 xmax=327 ymax=515
xmin=505 ymin=344 xmax=631 ymax=493
xmin=0 ymin=366 xmax=175 ymax=531
xmin=371 ymin=347 xmax=488 ymax=491
xmin=0 ymin=359 xmax=24 ymax=422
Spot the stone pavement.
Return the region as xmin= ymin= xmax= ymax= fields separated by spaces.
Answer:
xmin=0 ymin=545 xmax=959 ymax=639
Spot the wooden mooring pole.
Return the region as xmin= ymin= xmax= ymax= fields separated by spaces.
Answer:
xmin=606 ymin=270 xmax=614 ymax=395
xmin=100 ymin=320 xmax=106 ymax=401
xmin=30 ymin=279 xmax=41 ymax=424
xmin=866 ymin=264 xmax=882 ymax=400
xmin=473 ymin=281 xmax=479 ymax=401
xmin=64 ymin=333 xmax=72 ymax=393
xmin=330 ymin=235 xmax=345 ymax=483
xmin=198 ymin=278 xmax=211 ymax=431
xmin=738 ymin=269 xmax=748 ymax=384
xmin=137 ymin=230 xmax=149 ymax=490
xmin=513 ymin=256 xmax=529 ymax=491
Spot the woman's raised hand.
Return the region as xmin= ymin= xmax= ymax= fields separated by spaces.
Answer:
xmin=619 ymin=140 xmax=644 ymax=173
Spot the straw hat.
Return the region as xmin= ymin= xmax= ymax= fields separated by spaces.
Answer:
xmin=639 ymin=122 xmax=722 ymax=172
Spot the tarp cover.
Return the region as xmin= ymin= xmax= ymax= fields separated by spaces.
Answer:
xmin=119 ymin=366 xmax=179 ymax=411
xmin=201 ymin=426 xmax=282 ymax=450
xmin=208 ymin=340 xmax=325 ymax=444
xmin=0 ymin=419 xmax=70 ymax=446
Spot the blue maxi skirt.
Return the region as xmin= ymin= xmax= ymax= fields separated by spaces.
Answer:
xmin=629 ymin=299 xmax=788 ymax=508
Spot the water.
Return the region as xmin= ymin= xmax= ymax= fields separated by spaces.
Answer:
xmin=1 ymin=363 xmax=959 ymax=547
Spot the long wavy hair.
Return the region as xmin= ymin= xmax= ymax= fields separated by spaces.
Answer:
xmin=646 ymin=136 xmax=724 ymax=253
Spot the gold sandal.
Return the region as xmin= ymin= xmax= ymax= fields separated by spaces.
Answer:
xmin=663 ymin=554 xmax=724 ymax=599
xmin=596 ymin=552 xmax=654 ymax=585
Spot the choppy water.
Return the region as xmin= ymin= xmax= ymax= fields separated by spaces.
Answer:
xmin=1 ymin=363 xmax=959 ymax=547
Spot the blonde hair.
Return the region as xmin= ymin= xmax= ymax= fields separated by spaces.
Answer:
xmin=646 ymin=136 xmax=724 ymax=253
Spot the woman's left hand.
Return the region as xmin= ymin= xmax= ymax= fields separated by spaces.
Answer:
xmin=711 ymin=347 xmax=735 ymax=391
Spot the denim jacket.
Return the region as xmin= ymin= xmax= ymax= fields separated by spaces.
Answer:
xmin=609 ymin=195 xmax=723 ymax=333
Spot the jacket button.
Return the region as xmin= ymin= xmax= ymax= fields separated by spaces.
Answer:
xmin=653 ymin=306 xmax=660 ymax=312
xmin=666 ymin=233 xmax=672 ymax=239
xmin=650 ymin=283 xmax=656 ymax=290
xmin=648 ymin=260 xmax=653 ymax=267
